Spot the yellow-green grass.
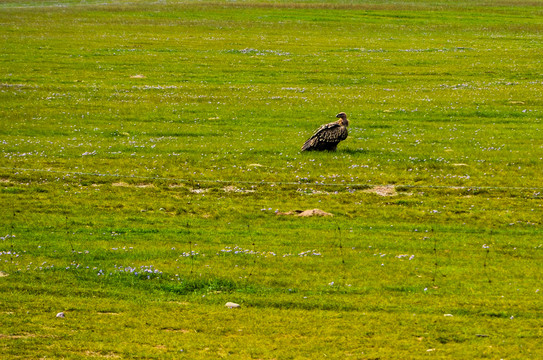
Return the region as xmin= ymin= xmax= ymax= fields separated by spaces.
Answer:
xmin=1 ymin=1 xmax=542 ymax=358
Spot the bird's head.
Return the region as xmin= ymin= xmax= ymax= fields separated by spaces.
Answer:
xmin=336 ymin=112 xmax=348 ymax=126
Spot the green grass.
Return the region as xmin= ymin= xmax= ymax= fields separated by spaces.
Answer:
xmin=1 ymin=0 xmax=543 ymax=358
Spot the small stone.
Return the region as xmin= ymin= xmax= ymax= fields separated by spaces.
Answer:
xmin=56 ymin=312 xmax=65 ymax=318
xmin=225 ymin=302 xmax=240 ymax=309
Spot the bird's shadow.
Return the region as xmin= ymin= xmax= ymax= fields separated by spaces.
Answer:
xmin=338 ymin=147 xmax=373 ymax=155
xmin=299 ymin=147 xmax=375 ymax=156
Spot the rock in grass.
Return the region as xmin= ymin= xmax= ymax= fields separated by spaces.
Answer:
xmin=56 ymin=312 xmax=65 ymax=318
xmin=225 ymin=302 xmax=240 ymax=309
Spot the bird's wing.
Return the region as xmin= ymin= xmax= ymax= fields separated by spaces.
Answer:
xmin=312 ymin=122 xmax=347 ymax=142
xmin=311 ymin=122 xmax=340 ymax=137
xmin=302 ymin=122 xmax=347 ymax=151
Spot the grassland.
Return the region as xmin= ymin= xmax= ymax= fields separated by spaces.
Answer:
xmin=1 ymin=0 xmax=542 ymax=358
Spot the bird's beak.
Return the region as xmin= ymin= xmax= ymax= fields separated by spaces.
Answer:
xmin=336 ymin=114 xmax=341 ymax=118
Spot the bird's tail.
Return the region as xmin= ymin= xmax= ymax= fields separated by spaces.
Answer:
xmin=301 ymin=139 xmax=313 ymax=152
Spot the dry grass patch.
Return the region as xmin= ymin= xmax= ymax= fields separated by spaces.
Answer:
xmin=364 ymin=185 xmax=398 ymax=197
xmin=112 ymin=182 xmax=155 ymax=188
xmin=84 ymin=351 xmax=120 ymax=358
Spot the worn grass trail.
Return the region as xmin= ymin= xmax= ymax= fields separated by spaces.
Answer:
xmin=1 ymin=0 xmax=543 ymax=359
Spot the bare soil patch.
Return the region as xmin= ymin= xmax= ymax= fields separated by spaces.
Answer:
xmin=276 ymin=209 xmax=333 ymax=217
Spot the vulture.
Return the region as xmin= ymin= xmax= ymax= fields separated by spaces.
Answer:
xmin=301 ymin=112 xmax=349 ymax=152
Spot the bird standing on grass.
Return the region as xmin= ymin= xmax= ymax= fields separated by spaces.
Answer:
xmin=301 ymin=112 xmax=349 ymax=152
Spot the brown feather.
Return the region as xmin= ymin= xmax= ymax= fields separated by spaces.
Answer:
xmin=301 ymin=113 xmax=349 ymax=152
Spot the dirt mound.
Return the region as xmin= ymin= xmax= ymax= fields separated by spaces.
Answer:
xmin=276 ymin=209 xmax=333 ymax=217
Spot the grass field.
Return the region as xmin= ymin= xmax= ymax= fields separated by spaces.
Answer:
xmin=1 ymin=0 xmax=542 ymax=358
